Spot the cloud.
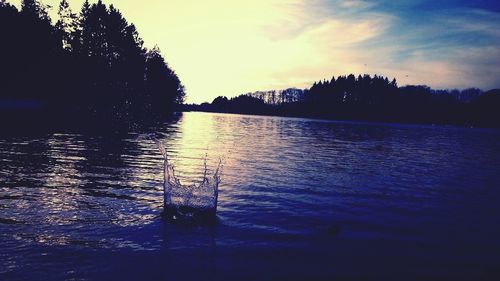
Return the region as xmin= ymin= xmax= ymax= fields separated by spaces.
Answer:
xmin=338 ymin=0 xmax=373 ymax=9
xmin=438 ymin=9 xmax=500 ymax=39
xmin=393 ymin=46 xmax=500 ymax=89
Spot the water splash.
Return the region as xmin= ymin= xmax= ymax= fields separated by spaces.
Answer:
xmin=155 ymin=139 xmax=222 ymax=222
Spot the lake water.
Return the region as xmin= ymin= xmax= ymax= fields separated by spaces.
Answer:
xmin=1 ymin=112 xmax=500 ymax=280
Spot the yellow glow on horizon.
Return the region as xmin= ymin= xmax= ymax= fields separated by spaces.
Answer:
xmin=12 ymin=0 xmax=389 ymax=103
xmin=12 ymin=0 xmax=484 ymax=103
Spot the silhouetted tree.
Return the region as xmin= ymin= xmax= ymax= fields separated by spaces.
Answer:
xmin=0 ymin=1 xmax=19 ymax=96
xmin=144 ymin=47 xmax=185 ymax=118
xmin=21 ymin=0 xmax=50 ymax=22
xmin=0 ymin=0 xmax=186 ymax=128
xmin=55 ymin=0 xmax=77 ymax=51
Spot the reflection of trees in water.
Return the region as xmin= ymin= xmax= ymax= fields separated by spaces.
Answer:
xmin=0 ymin=115 xmax=182 ymax=225
xmin=0 ymin=136 xmax=52 ymax=187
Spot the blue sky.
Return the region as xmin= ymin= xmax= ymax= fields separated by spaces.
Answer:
xmin=11 ymin=0 xmax=500 ymax=102
xmin=314 ymin=0 xmax=500 ymax=90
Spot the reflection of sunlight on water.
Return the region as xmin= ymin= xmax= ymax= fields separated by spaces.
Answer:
xmin=12 ymin=231 xmax=156 ymax=251
xmin=163 ymin=113 xmax=280 ymax=209
xmin=167 ymin=113 xmax=247 ymax=179
xmin=111 ymin=213 xmax=157 ymax=227
xmin=168 ymin=112 xmax=219 ymax=184
xmin=39 ymin=134 xmax=87 ymax=226
xmin=123 ymin=133 xmax=172 ymax=213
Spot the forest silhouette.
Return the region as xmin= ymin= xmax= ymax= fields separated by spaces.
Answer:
xmin=188 ymin=75 xmax=500 ymax=127
xmin=1 ymin=0 xmax=499 ymax=129
xmin=0 ymin=0 xmax=184 ymax=129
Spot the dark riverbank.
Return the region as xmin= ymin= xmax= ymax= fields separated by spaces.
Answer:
xmin=180 ymin=93 xmax=500 ymax=128
xmin=0 ymin=104 xmax=184 ymax=135
xmin=182 ymin=82 xmax=500 ymax=128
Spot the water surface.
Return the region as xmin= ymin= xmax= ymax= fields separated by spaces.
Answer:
xmin=1 ymin=112 xmax=500 ymax=280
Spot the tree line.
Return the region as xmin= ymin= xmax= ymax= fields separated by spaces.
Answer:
xmin=0 ymin=0 xmax=185 ymax=128
xmin=187 ymin=74 xmax=500 ymax=127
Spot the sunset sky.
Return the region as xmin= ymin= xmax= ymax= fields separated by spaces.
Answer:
xmin=11 ymin=0 xmax=500 ymax=103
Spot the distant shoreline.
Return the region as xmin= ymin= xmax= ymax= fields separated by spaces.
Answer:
xmin=181 ymin=80 xmax=500 ymax=129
